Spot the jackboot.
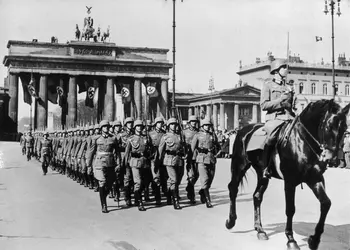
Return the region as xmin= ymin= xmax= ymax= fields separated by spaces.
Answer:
xmin=172 ymin=189 xmax=181 ymax=210
xmin=203 ymin=188 xmax=213 ymax=208
xmin=199 ymin=189 xmax=206 ymax=204
xmin=186 ymin=183 xmax=196 ymax=204
xmin=262 ymin=144 xmax=274 ymax=179
xmin=94 ymin=179 xmax=99 ymax=192
xmin=84 ymin=173 xmax=89 ymax=188
xmin=144 ymin=186 xmax=150 ymax=202
xmin=155 ymin=186 xmax=161 ymax=206
xmin=166 ymin=189 xmax=172 ymax=205
xmin=88 ymin=175 xmax=94 ymax=189
xmin=124 ymin=187 xmax=132 ymax=207
xmin=109 ymin=183 xmax=115 ymax=199
xmin=135 ymin=191 xmax=146 ymax=211
xmin=99 ymin=187 xmax=108 ymax=213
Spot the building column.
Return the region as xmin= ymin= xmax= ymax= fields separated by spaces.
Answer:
xmin=8 ymin=73 xmax=19 ymax=132
xmin=206 ymin=104 xmax=212 ymax=120
xmin=66 ymin=76 xmax=77 ymax=128
xmin=104 ymin=77 xmax=115 ymax=121
xmin=134 ymin=78 xmax=142 ymax=119
xmin=252 ymin=104 xmax=258 ymax=124
xmin=188 ymin=107 xmax=193 ymax=119
xmin=160 ymin=79 xmax=169 ymax=119
xmin=36 ymin=74 xmax=48 ymax=130
xmin=220 ymin=103 xmax=225 ymax=130
xmin=213 ymin=103 xmax=218 ymax=130
xmin=234 ymin=103 xmax=239 ymax=129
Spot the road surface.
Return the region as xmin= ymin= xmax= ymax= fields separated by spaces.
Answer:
xmin=0 ymin=141 xmax=349 ymax=250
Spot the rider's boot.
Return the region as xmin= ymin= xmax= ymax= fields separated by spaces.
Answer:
xmin=262 ymin=144 xmax=274 ymax=179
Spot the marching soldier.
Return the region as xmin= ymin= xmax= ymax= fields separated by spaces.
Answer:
xmin=124 ymin=120 xmax=151 ymax=211
xmin=119 ymin=117 xmax=134 ymax=206
xmin=110 ymin=120 xmax=123 ymax=203
xmin=159 ymin=118 xmax=186 ymax=210
xmin=148 ymin=117 xmax=166 ymax=205
xmin=25 ymin=131 xmax=34 ymax=161
xmin=91 ymin=124 xmax=101 ymax=192
xmin=38 ymin=131 xmax=53 ymax=176
xmin=73 ymin=128 xmax=83 ymax=183
xmin=183 ymin=115 xmax=200 ymax=204
xmin=85 ymin=125 xmax=96 ymax=189
xmin=260 ymin=59 xmax=295 ymax=178
xmin=77 ymin=127 xmax=89 ymax=187
xmin=191 ymin=118 xmax=221 ymax=208
xmin=86 ymin=120 xmax=119 ymax=213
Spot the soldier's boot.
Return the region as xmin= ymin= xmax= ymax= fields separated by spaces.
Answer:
xmin=203 ymin=188 xmax=213 ymax=208
xmin=124 ymin=187 xmax=132 ymax=207
xmin=94 ymin=179 xmax=99 ymax=192
xmin=114 ymin=184 xmax=120 ymax=207
xmin=80 ymin=173 xmax=84 ymax=185
xmin=166 ymin=189 xmax=172 ymax=205
xmin=135 ymin=191 xmax=146 ymax=212
xmin=144 ymin=186 xmax=150 ymax=202
xmin=83 ymin=173 xmax=89 ymax=188
xmin=199 ymin=189 xmax=206 ymax=204
xmin=172 ymin=189 xmax=181 ymax=210
xmin=109 ymin=183 xmax=115 ymax=199
xmin=262 ymin=144 xmax=274 ymax=179
xmin=186 ymin=183 xmax=196 ymax=204
xmin=176 ymin=188 xmax=181 ymax=201
xmin=99 ymin=187 xmax=108 ymax=213
xmin=155 ymin=186 xmax=162 ymax=206
xmin=151 ymin=182 xmax=157 ymax=197
xmin=88 ymin=175 xmax=94 ymax=189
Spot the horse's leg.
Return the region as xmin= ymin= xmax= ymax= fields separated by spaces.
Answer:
xmin=226 ymin=160 xmax=249 ymax=229
xmin=253 ymin=171 xmax=270 ymax=240
xmin=307 ymin=177 xmax=331 ymax=250
xmin=284 ymin=183 xmax=300 ymax=250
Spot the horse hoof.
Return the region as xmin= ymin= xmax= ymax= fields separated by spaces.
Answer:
xmin=286 ymin=240 xmax=300 ymax=250
xmin=308 ymin=235 xmax=320 ymax=250
xmin=225 ymin=219 xmax=235 ymax=229
xmin=257 ymin=232 xmax=269 ymax=240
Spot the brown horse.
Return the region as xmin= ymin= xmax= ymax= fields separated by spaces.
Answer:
xmin=225 ymin=99 xmax=350 ymax=250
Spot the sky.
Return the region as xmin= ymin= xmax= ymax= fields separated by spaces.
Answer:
xmin=1 ymin=0 xmax=350 ymax=119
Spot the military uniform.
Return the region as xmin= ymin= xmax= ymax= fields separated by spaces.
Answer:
xmin=38 ymin=132 xmax=53 ymax=175
xmin=25 ymin=133 xmax=34 ymax=161
xmin=85 ymin=125 xmax=95 ymax=189
xmin=158 ymin=118 xmax=186 ymax=210
xmin=183 ymin=115 xmax=199 ymax=203
xmin=191 ymin=119 xmax=220 ymax=208
xmin=124 ymin=120 xmax=150 ymax=211
xmin=86 ymin=120 xmax=119 ymax=213
xmin=77 ymin=127 xmax=89 ymax=186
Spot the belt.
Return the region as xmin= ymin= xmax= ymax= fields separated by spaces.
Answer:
xmin=197 ymin=148 xmax=212 ymax=154
xmin=131 ymin=152 xmax=143 ymax=158
xmin=165 ymin=150 xmax=184 ymax=156
xmin=96 ymin=152 xmax=113 ymax=156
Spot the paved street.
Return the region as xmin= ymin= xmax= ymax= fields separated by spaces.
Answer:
xmin=0 ymin=141 xmax=349 ymax=250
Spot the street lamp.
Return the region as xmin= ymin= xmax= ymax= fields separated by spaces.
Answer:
xmin=165 ymin=0 xmax=183 ymax=118
xmin=324 ymin=0 xmax=342 ymax=99
xmin=208 ymin=75 xmax=215 ymax=120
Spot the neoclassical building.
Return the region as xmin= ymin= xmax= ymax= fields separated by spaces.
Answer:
xmin=175 ymin=85 xmax=261 ymax=131
xmin=237 ymin=53 xmax=350 ymax=114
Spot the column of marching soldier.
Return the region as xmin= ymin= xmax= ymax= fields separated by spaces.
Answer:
xmin=19 ymin=115 xmax=221 ymax=213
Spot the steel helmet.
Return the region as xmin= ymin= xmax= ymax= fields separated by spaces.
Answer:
xmin=100 ymin=120 xmax=110 ymax=128
xmin=270 ymin=59 xmax=288 ymax=75
xmin=44 ymin=131 xmax=49 ymax=136
xmin=133 ymin=119 xmax=144 ymax=128
xmin=113 ymin=120 xmax=122 ymax=127
xmin=201 ymin=118 xmax=212 ymax=127
xmin=124 ymin=117 xmax=134 ymax=126
xmin=154 ymin=117 xmax=164 ymax=124
xmin=167 ymin=118 xmax=178 ymax=126
xmin=94 ymin=124 xmax=100 ymax=130
xmin=89 ymin=125 xmax=94 ymax=130
xmin=146 ymin=120 xmax=152 ymax=126
xmin=188 ymin=115 xmax=198 ymax=122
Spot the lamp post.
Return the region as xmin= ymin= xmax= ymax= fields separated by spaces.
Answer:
xmin=324 ymin=0 xmax=342 ymax=99
xmin=208 ymin=75 xmax=215 ymax=121
xmin=166 ymin=0 xmax=183 ymax=118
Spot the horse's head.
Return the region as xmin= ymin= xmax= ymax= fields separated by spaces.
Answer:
xmin=318 ymin=99 xmax=350 ymax=166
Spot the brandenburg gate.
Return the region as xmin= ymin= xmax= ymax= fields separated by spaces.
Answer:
xmin=3 ymin=40 xmax=172 ymax=132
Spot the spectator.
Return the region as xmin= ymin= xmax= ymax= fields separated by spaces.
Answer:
xmin=343 ymin=132 xmax=350 ymax=169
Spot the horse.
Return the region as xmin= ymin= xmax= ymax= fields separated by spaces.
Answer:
xmin=75 ymin=24 xmax=81 ymax=40
xmin=225 ymin=99 xmax=350 ymax=250
xmin=101 ymin=26 xmax=110 ymax=42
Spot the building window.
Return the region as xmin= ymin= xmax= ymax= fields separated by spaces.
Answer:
xmin=335 ymin=84 xmax=338 ymax=95
xmin=311 ymin=83 xmax=316 ymax=94
xmin=346 ymin=85 xmax=349 ymax=96
xmin=323 ymin=84 xmax=328 ymax=95
xmin=299 ymin=82 xmax=304 ymax=94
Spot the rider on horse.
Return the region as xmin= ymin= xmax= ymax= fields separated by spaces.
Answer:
xmin=261 ymin=59 xmax=295 ymax=178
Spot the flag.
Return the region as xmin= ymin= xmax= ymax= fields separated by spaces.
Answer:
xmin=85 ymin=85 xmax=95 ymax=108
xmin=316 ymin=36 xmax=322 ymax=42
xmin=93 ymin=81 xmax=99 ymax=107
xmin=56 ymin=86 xmax=65 ymax=107
xmin=121 ymin=84 xmax=131 ymax=103
xmin=146 ymin=82 xmax=158 ymax=98
xmin=47 ymin=78 xmax=59 ymax=104
xmin=21 ymin=80 xmax=32 ymax=105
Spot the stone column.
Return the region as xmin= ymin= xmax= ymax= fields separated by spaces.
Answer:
xmin=206 ymin=104 xmax=212 ymax=120
xmin=220 ymin=103 xmax=225 ymax=130
xmin=8 ymin=73 xmax=19 ymax=132
xmin=252 ymin=104 xmax=258 ymax=124
xmin=66 ymin=76 xmax=77 ymax=128
xmin=213 ymin=103 xmax=218 ymax=130
xmin=160 ymin=79 xmax=169 ymax=119
xmin=104 ymin=77 xmax=115 ymax=121
xmin=187 ymin=107 xmax=192 ymax=119
xmin=234 ymin=103 xmax=239 ymax=129
xmin=37 ymin=74 xmax=48 ymax=129
xmin=134 ymin=78 xmax=142 ymax=119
